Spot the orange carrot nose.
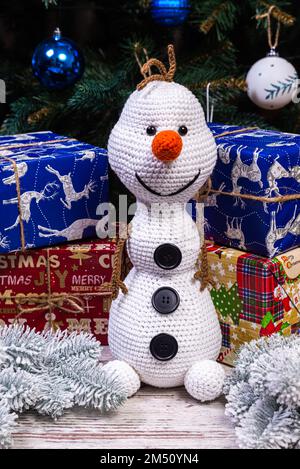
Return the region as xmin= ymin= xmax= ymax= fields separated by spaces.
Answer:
xmin=152 ymin=130 xmax=182 ymax=162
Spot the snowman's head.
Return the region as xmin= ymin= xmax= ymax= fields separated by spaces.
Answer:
xmin=108 ymin=48 xmax=217 ymax=205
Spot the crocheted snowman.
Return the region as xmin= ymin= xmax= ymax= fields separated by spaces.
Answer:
xmin=103 ymin=46 xmax=225 ymax=402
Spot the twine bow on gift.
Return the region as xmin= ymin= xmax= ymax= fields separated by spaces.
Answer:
xmin=16 ymin=293 xmax=86 ymax=316
xmin=14 ymin=249 xmax=85 ymax=321
xmin=13 ymin=248 xmax=116 ymax=329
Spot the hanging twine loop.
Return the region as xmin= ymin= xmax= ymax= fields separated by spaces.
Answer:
xmin=256 ymin=5 xmax=280 ymax=52
xmin=137 ymin=44 xmax=176 ymax=91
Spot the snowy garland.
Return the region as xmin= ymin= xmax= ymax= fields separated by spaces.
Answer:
xmin=225 ymin=334 xmax=300 ymax=449
xmin=0 ymin=325 xmax=127 ymax=449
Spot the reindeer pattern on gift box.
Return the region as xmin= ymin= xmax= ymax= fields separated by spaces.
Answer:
xmin=75 ymin=150 xmax=96 ymax=162
xmin=0 ymin=233 xmax=10 ymax=250
xmin=225 ymin=216 xmax=246 ymax=250
xmin=266 ymin=158 xmax=290 ymax=197
xmin=0 ymin=131 xmax=109 ymax=251
xmin=289 ymin=211 xmax=300 ymax=237
xmin=231 ymin=146 xmax=263 ymax=207
xmin=2 ymin=161 xmax=28 ymax=185
xmin=218 ymin=144 xmax=263 ymax=207
xmin=38 ymin=219 xmax=100 ymax=241
xmin=217 ymin=143 xmax=299 ymax=204
xmin=3 ymin=182 xmax=59 ymax=231
xmin=290 ymin=166 xmax=300 ymax=183
xmin=205 ymin=124 xmax=300 ymax=256
xmin=45 ymin=164 xmax=97 ymax=210
xmin=204 ymin=182 xmax=226 ymax=208
xmin=218 ymin=143 xmax=235 ymax=165
xmin=266 ymin=208 xmax=298 ymax=256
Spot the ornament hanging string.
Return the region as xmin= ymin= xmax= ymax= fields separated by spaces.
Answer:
xmin=256 ymin=5 xmax=280 ymax=51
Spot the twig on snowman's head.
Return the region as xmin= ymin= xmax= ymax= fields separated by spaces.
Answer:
xmin=137 ymin=44 xmax=177 ymax=91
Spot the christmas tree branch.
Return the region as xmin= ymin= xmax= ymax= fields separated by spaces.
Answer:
xmin=42 ymin=0 xmax=58 ymax=8
xmin=200 ymin=1 xmax=234 ymax=34
xmin=190 ymin=77 xmax=247 ymax=92
xmin=257 ymin=1 xmax=295 ymax=26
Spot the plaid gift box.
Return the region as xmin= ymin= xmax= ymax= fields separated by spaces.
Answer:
xmin=207 ymin=242 xmax=300 ymax=366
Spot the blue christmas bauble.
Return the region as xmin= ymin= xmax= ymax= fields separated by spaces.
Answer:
xmin=151 ymin=0 xmax=190 ymax=26
xmin=32 ymin=28 xmax=84 ymax=90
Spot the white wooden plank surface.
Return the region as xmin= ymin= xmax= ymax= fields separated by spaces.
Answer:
xmin=12 ymin=347 xmax=238 ymax=449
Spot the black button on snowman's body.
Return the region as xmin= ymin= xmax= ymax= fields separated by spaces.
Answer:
xmin=150 ymin=333 xmax=179 ymax=362
xmin=154 ymin=243 xmax=182 ymax=270
xmin=151 ymin=244 xmax=181 ymax=360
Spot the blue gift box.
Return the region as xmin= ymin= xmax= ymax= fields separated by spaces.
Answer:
xmin=203 ymin=123 xmax=300 ymax=257
xmin=0 ymin=131 xmax=108 ymax=253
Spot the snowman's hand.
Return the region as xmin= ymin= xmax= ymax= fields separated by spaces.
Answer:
xmin=184 ymin=360 xmax=225 ymax=402
xmin=102 ymin=360 xmax=140 ymax=398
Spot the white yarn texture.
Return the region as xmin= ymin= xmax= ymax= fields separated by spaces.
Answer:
xmin=184 ymin=360 xmax=226 ymax=402
xmin=107 ymin=80 xmax=224 ymax=400
xmin=102 ymin=360 xmax=140 ymax=398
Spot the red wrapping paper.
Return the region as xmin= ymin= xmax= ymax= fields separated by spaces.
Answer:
xmin=0 ymin=240 xmax=117 ymax=344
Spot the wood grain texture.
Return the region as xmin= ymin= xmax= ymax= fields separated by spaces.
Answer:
xmin=12 ymin=347 xmax=238 ymax=449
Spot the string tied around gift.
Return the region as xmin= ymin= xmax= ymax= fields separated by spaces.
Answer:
xmin=194 ymin=123 xmax=300 ymax=288
xmin=15 ymin=248 xmax=85 ymax=322
xmin=196 ymin=126 xmax=300 ymax=204
xmin=16 ymin=293 xmax=85 ymax=316
xmin=137 ymin=44 xmax=176 ymax=91
xmin=0 ymin=138 xmax=76 ymax=251
xmin=13 ymin=246 xmax=118 ymax=329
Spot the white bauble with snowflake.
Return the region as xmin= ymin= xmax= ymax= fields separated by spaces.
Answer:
xmin=246 ymin=52 xmax=298 ymax=110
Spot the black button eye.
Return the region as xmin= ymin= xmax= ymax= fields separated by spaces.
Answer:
xmin=146 ymin=126 xmax=157 ymax=136
xmin=178 ymin=125 xmax=188 ymax=136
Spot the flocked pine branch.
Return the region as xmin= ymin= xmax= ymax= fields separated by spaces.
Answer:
xmin=225 ymin=334 xmax=300 ymax=449
xmin=0 ymin=400 xmax=17 ymax=450
xmin=0 ymin=325 xmax=127 ymax=449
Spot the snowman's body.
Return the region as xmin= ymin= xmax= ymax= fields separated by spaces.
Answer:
xmin=109 ymin=203 xmax=221 ymax=388
xmin=104 ymin=71 xmax=225 ymax=402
